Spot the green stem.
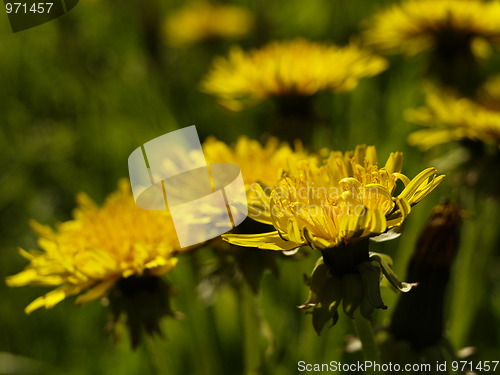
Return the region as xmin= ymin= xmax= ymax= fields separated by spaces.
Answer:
xmin=184 ymin=255 xmax=223 ymax=375
xmin=352 ymin=310 xmax=382 ymax=375
xmin=145 ymin=335 xmax=170 ymax=375
xmin=449 ymin=196 xmax=500 ymax=347
xmin=239 ymin=283 xmax=262 ymax=375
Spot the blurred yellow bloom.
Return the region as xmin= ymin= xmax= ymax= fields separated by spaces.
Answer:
xmin=6 ymin=180 xmax=180 ymax=314
xmin=407 ymin=90 xmax=500 ymax=150
xmin=203 ymin=136 xmax=316 ymax=188
xmin=224 ymin=145 xmax=444 ymax=250
xmin=478 ymin=75 xmax=500 ymax=111
xmin=363 ymin=0 xmax=500 ymax=58
xmin=164 ymin=1 xmax=253 ymax=47
xmin=200 ymin=39 xmax=388 ymax=111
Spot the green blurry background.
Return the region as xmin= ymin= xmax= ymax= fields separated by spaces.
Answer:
xmin=0 ymin=1 xmax=499 ymax=374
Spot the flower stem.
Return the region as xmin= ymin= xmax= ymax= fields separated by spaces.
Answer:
xmin=239 ymin=283 xmax=262 ymax=375
xmin=449 ymin=195 xmax=500 ymax=347
xmin=145 ymin=335 xmax=171 ymax=375
xmin=352 ymin=309 xmax=382 ymax=374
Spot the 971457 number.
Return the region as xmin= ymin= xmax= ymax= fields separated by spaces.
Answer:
xmin=451 ymin=361 xmax=499 ymax=372
xmin=6 ymin=2 xmax=54 ymax=14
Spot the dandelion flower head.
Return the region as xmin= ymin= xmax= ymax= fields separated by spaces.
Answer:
xmin=407 ymin=89 xmax=500 ymax=150
xmin=6 ymin=180 xmax=181 ymax=314
xmin=224 ymin=145 xmax=444 ymax=250
xmin=165 ymin=1 xmax=254 ymax=47
xmin=203 ymin=135 xmax=316 ymax=187
xmin=200 ymin=39 xmax=388 ymax=111
xmin=363 ymin=0 xmax=500 ymax=58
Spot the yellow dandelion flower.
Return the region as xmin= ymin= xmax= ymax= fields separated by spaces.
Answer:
xmin=201 ymin=136 xmax=318 ymax=291
xmin=478 ymin=75 xmax=500 ymax=111
xmin=407 ymin=90 xmax=500 ymax=150
xmin=223 ymin=145 xmax=444 ymax=251
xmin=203 ymin=135 xmax=315 ymax=188
xmin=6 ymin=180 xmax=180 ymax=314
xmin=200 ymin=39 xmax=388 ymax=111
xmin=363 ymin=0 xmax=500 ymax=58
xmin=164 ymin=1 xmax=254 ymax=47
xmin=203 ymin=136 xmax=318 ymax=226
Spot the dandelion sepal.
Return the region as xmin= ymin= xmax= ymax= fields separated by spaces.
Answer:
xmin=309 ymin=270 xmax=344 ymax=335
xmin=370 ymin=254 xmax=418 ymax=293
xmin=357 ymin=261 xmax=387 ymax=311
xmin=299 ymin=239 xmax=412 ymax=334
xmin=108 ymin=275 xmax=181 ymax=348
xmin=342 ymin=273 xmax=364 ymax=319
xmin=298 ymin=258 xmax=330 ymax=309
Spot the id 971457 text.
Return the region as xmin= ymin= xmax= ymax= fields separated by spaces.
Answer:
xmin=5 ymin=2 xmax=53 ymax=14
